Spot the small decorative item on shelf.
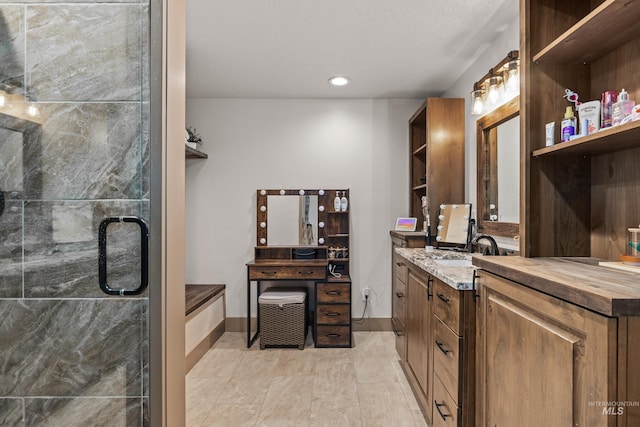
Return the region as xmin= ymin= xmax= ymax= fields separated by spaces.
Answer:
xmin=185 ymin=126 xmax=202 ymax=149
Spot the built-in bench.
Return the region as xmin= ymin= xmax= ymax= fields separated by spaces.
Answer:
xmin=185 ymin=284 xmax=225 ymax=373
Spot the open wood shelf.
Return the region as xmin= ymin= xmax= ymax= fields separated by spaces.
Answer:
xmin=412 ymin=184 xmax=427 ymax=191
xmin=533 ymin=0 xmax=640 ymax=64
xmin=412 ymin=144 xmax=426 ymax=156
xmin=532 ymin=120 xmax=640 ymax=157
xmin=185 ymin=145 xmax=208 ymax=159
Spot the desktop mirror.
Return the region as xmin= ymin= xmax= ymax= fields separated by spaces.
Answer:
xmin=476 ymin=96 xmax=520 ymax=238
xmin=436 ymin=203 xmax=471 ymax=246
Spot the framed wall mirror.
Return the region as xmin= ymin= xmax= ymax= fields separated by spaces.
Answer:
xmin=476 ymin=96 xmax=519 ymax=238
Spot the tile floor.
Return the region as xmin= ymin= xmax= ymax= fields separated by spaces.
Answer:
xmin=186 ymin=331 xmax=428 ymax=427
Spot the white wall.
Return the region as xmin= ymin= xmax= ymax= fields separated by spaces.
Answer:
xmin=185 ymin=13 xmax=520 ymax=322
xmin=441 ymin=18 xmax=520 ymax=213
xmin=185 ymin=98 xmax=422 ymax=319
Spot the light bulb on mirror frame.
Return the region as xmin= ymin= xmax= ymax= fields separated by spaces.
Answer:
xmin=487 ymin=76 xmax=503 ymax=105
xmin=503 ymin=60 xmax=520 ymax=97
xmin=471 ymin=89 xmax=485 ymax=115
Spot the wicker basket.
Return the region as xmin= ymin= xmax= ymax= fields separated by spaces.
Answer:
xmin=259 ymin=289 xmax=307 ymax=350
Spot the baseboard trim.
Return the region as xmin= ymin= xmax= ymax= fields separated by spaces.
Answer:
xmin=185 ymin=320 xmax=225 ymax=374
xmin=225 ymin=317 xmax=392 ymax=332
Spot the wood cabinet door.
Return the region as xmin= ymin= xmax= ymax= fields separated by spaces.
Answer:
xmin=476 ymin=271 xmax=616 ymax=427
xmin=407 ymin=269 xmax=433 ymax=420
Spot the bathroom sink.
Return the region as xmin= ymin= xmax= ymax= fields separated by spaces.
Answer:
xmin=433 ymin=259 xmax=473 ymax=267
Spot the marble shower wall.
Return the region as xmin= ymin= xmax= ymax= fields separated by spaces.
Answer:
xmin=0 ymin=0 xmax=151 ymax=425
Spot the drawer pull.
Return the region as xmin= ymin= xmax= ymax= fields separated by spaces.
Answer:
xmin=435 ymin=340 xmax=450 ymax=355
xmin=326 ymin=290 xmax=341 ymax=295
xmin=395 ymin=292 xmax=405 ymax=298
xmin=326 ymin=333 xmax=342 ymax=337
xmin=261 ymin=271 xmax=277 ymax=276
xmin=437 ymin=293 xmax=450 ymax=304
xmin=393 ymin=329 xmax=404 ymax=337
xmin=434 ymin=401 xmax=451 ymax=420
xmin=395 ymin=261 xmax=405 ymax=267
xmin=298 ymin=270 xmax=315 ymax=275
xmin=326 ymin=312 xmax=341 ymax=317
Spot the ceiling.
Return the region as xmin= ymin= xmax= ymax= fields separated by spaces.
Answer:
xmin=185 ymin=0 xmax=519 ymax=99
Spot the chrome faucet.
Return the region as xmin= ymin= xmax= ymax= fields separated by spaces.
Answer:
xmin=470 ymin=234 xmax=500 ymax=256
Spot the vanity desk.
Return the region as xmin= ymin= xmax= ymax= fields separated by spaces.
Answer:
xmin=247 ymin=189 xmax=353 ymax=349
xmin=246 ymin=246 xmax=328 ymax=348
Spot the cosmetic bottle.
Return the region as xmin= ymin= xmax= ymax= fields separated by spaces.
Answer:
xmin=612 ymin=89 xmax=635 ymax=126
xmin=340 ymin=191 xmax=348 ymax=212
xmin=601 ymin=90 xmax=617 ymax=128
xmin=333 ymin=191 xmax=341 ymax=211
xmin=561 ymin=106 xmax=576 ymax=142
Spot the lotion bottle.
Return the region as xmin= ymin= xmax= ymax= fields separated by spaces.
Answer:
xmin=340 ymin=191 xmax=348 ymax=212
xmin=333 ymin=191 xmax=341 ymax=211
xmin=561 ymin=106 xmax=576 ymax=142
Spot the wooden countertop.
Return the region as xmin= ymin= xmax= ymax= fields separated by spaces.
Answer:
xmin=473 ymin=256 xmax=640 ymax=317
xmin=185 ymin=284 xmax=225 ymax=316
xmin=246 ymin=259 xmax=328 ymax=267
xmin=390 ymin=230 xmax=427 ymax=240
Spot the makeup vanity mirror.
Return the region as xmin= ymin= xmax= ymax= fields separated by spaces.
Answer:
xmin=266 ymin=194 xmax=318 ymax=246
xmin=436 ymin=203 xmax=472 ymax=246
xmin=256 ymin=189 xmax=349 ymax=248
xmin=476 ymin=96 xmax=520 ymax=238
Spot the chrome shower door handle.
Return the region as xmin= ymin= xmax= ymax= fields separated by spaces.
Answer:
xmin=98 ymin=216 xmax=149 ymax=296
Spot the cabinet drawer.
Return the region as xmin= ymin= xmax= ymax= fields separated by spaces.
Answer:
xmin=392 ymin=317 xmax=406 ymax=360
xmin=433 ymin=375 xmax=460 ymax=427
xmin=316 ymin=325 xmax=351 ymax=346
xmin=317 ymin=283 xmax=351 ymax=303
xmin=433 ymin=279 xmax=462 ymax=335
xmin=393 ymin=275 xmax=406 ymax=299
xmin=433 ymin=317 xmax=462 ymax=405
xmin=249 ymin=265 xmax=326 ymax=280
xmin=392 ymin=286 xmax=406 ymax=322
xmin=316 ymin=304 xmax=350 ymax=325
xmin=393 ymin=253 xmax=408 ymax=284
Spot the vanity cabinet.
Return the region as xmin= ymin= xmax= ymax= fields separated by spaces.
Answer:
xmin=522 ymin=0 xmax=640 ymax=259
xmin=397 ymin=250 xmax=476 ymax=427
xmin=405 ymin=266 xmax=434 ymax=423
xmin=390 ymin=231 xmax=427 ymax=360
xmin=432 ymin=279 xmax=475 ymax=427
xmin=409 ymin=98 xmax=465 ymax=221
xmin=475 ymin=270 xmax=615 ymax=427
xmin=474 ymin=256 xmax=640 ymax=427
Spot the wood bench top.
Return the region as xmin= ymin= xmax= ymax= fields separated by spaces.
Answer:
xmin=186 ymin=284 xmax=225 ymax=316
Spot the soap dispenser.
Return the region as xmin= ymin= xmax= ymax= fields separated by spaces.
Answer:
xmin=333 ymin=191 xmax=341 ymax=212
xmin=612 ymin=89 xmax=635 ymax=126
xmin=340 ymin=191 xmax=348 ymax=212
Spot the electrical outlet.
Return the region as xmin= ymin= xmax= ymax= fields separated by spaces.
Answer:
xmin=361 ymin=287 xmax=370 ymax=301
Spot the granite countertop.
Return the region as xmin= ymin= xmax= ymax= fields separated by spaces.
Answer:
xmin=395 ymin=247 xmax=477 ymax=290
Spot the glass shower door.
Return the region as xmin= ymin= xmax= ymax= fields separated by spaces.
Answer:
xmin=0 ymin=0 xmax=153 ymax=424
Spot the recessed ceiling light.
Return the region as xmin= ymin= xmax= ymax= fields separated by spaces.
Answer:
xmin=328 ymin=76 xmax=350 ymax=87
